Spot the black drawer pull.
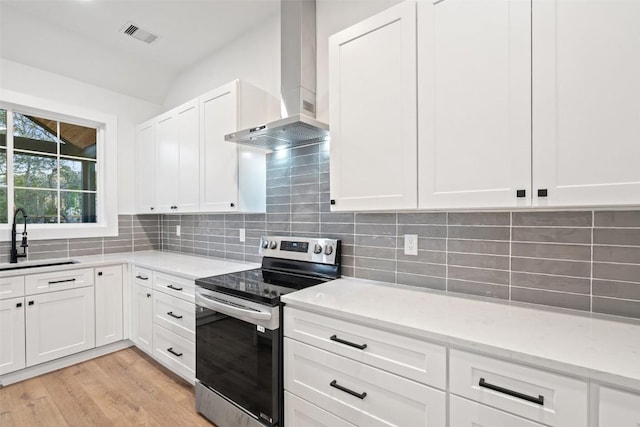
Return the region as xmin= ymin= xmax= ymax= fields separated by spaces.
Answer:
xmin=330 ymin=380 xmax=367 ymax=400
xmin=167 ymin=347 xmax=183 ymax=357
xmin=16 ymin=302 xmax=22 ymax=308
xmin=167 ymin=284 xmax=183 ymax=291
xmin=167 ymin=311 xmax=183 ymax=319
xmin=48 ymin=278 xmax=76 ymax=285
xmin=479 ymin=378 xmax=544 ymax=406
xmin=330 ymin=335 xmax=367 ymax=350
xmin=136 ymin=275 xmax=149 ymax=280
xmin=146 ymin=293 xmax=151 ymax=298
xmin=28 ymin=301 xmax=34 ymax=306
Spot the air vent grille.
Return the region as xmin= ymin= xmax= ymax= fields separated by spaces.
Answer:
xmin=124 ymin=24 xmax=138 ymax=35
xmin=120 ymin=22 xmax=158 ymax=44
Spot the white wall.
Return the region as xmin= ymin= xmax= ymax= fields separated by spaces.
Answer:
xmin=0 ymin=59 xmax=162 ymax=214
xmin=162 ymin=12 xmax=281 ymax=110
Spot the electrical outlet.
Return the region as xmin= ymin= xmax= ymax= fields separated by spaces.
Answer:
xmin=239 ymin=228 xmax=246 ymax=243
xmin=404 ymin=234 xmax=418 ymax=256
xmin=176 ymin=224 xmax=181 ymax=237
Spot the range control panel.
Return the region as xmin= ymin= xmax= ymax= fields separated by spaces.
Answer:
xmin=259 ymin=236 xmax=340 ymax=265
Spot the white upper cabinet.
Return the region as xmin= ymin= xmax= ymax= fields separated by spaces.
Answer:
xmin=329 ymin=0 xmax=417 ymax=211
xmin=136 ymin=120 xmax=156 ymax=213
xmin=199 ymin=80 xmax=269 ymax=213
xmin=418 ymin=0 xmax=531 ymax=209
xmin=532 ymin=0 xmax=640 ymax=206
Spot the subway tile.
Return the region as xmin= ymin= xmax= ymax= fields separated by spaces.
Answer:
xmin=291 ymin=174 xmax=319 ymax=186
xmin=355 ymin=212 xmax=396 ymax=224
xmin=268 ymin=186 xmax=290 ymax=196
xmin=292 ymin=222 xmax=319 ymax=234
xmin=354 ymin=268 xmax=395 ymax=284
xmin=511 ymin=257 xmax=591 ymax=278
xmin=290 ymin=143 xmax=320 ymax=157
xmin=355 ymin=257 xmax=396 ymax=271
xmin=341 ymin=266 xmax=356 ymax=278
xmin=593 ymin=262 xmax=640 ymax=283
xmin=292 ymin=213 xmax=320 ymax=223
xmin=448 ymin=253 xmax=510 ymax=270
xmin=354 ymin=235 xmax=396 ymax=249
xmin=398 ymin=212 xmax=446 ymax=225
xmin=355 ymin=223 xmax=396 ymax=236
xmin=396 ymin=261 xmax=446 ymax=278
xmin=354 ymin=246 xmax=396 ymax=259
xmin=418 ymin=238 xmax=447 ymax=251
xmin=512 ymin=227 xmax=591 ymax=244
xmin=397 ymin=273 xmax=446 ymax=291
xmin=292 ymin=192 xmax=320 ymax=204
xmin=511 ymin=242 xmax=591 ymax=261
xmin=396 ymin=249 xmax=446 ymax=264
xmin=321 ymin=212 xmax=355 ymax=223
xmin=448 ymin=212 xmax=510 ymax=226
xmin=593 ymin=246 xmax=640 ymax=264
xmin=341 ymin=255 xmax=355 ymax=267
xmin=290 ymin=183 xmax=318 ymax=195
xmin=593 ymin=280 xmax=640 ymax=300
xmin=70 ymin=247 xmax=103 ymax=257
xmin=594 ymin=210 xmax=640 ymax=228
xmin=592 ymin=297 xmax=640 ymax=319
xmin=291 ymin=153 xmax=320 ymax=167
xmin=320 ymin=222 xmax=354 ymax=236
xmin=593 ymin=229 xmax=640 ymax=247
xmin=291 ymin=203 xmax=319 ymax=214
xmin=512 ymin=211 xmax=592 ymax=227
xmin=511 ymin=272 xmax=590 ymax=294
xmin=448 ymin=226 xmax=510 ymax=241
xmin=448 ymin=266 xmax=509 ymax=285
xmin=511 ymin=288 xmax=590 ymax=311
xmin=397 ymin=224 xmax=446 ymax=238
xmin=447 ymin=239 xmax=510 ymax=256
xmin=447 ymin=279 xmax=509 ymax=300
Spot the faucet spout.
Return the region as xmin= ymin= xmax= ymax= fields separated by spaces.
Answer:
xmin=10 ymin=208 xmax=28 ymax=264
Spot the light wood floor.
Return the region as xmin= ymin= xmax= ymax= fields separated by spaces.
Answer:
xmin=0 ymin=347 xmax=214 ymax=426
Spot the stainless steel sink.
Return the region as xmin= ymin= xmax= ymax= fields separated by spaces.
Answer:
xmin=0 ymin=260 xmax=78 ymax=272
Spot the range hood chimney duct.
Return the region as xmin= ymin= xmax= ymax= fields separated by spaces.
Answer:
xmin=225 ymin=0 xmax=329 ymax=150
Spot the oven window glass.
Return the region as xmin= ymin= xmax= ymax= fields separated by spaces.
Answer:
xmin=196 ymin=308 xmax=278 ymax=425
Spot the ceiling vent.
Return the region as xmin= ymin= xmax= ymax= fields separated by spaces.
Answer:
xmin=120 ymin=22 xmax=158 ymax=44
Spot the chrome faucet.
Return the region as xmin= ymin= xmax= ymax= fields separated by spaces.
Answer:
xmin=10 ymin=208 xmax=28 ymax=263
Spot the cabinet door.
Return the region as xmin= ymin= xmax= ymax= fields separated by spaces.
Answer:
xmin=329 ymin=0 xmax=417 ymax=211
xmin=599 ymin=387 xmax=640 ymax=426
xmin=199 ymin=82 xmax=240 ymax=212
xmin=25 ymin=287 xmax=95 ymax=366
xmin=285 ymin=392 xmax=356 ymax=427
xmin=418 ymin=0 xmax=531 ymax=209
xmin=176 ymin=100 xmax=200 ymax=211
xmin=450 ymin=395 xmax=545 ymax=427
xmin=155 ymin=112 xmax=180 ymax=212
xmin=95 ymin=265 xmax=124 ymax=347
xmin=0 ymin=297 xmax=26 ymax=375
xmin=136 ymin=121 xmax=157 ymax=213
xmin=132 ymin=283 xmax=153 ymax=354
xmin=532 ymin=0 xmax=640 ymax=206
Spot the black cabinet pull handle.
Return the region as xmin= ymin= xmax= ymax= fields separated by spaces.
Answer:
xmin=28 ymin=301 xmax=34 ymax=306
xmin=329 ymin=380 xmax=367 ymax=400
xmin=167 ymin=311 xmax=183 ymax=319
xmin=167 ymin=347 xmax=183 ymax=357
xmin=478 ymin=378 xmax=544 ymax=406
xmin=330 ymin=199 xmax=336 ymax=205
xmin=167 ymin=284 xmax=183 ymax=291
xmin=330 ymin=335 xmax=367 ymax=350
xmin=136 ymin=275 xmax=149 ymax=280
xmin=16 ymin=302 xmax=22 ymax=308
xmin=150 ymin=207 xmax=155 ymax=211
xmin=537 ymin=189 xmax=548 ymax=197
xmin=146 ymin=293 xmax=151 ymax=298
xmin=230 ymin=202 xmax=235 ymax=208
xmin=98 ymin=272 xmax=103 ymax=276
xmin=48 ymin=278 xmax=76 ymax=285
xmin=516 ymin=189 xmax=526 ymax=198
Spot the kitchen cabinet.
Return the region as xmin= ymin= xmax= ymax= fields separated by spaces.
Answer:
xmin=417 ymin=0 xmax=531 ymax=209
xmin=0 ymin=275 xmax=25 ymax=300
xmin=450 ymin=395 xmax=545 ymax=427
xmin=0 ymin=297 xmax=26 ymax=375
xmin=136 ymin=120 xmax=156 ymax=213
xmin=131 ymin=267 xmax=153 ymax=355
xmin=95 ymin=265 xmax=124 ymax=347
xmin=199 ymin=80 xmax=270 ymax=213
xmin=599 ymin=386 xmax=640 ymax=426
xmin=329 ymin=0 xmax=417 ymax=211
xmin=25 ymin=286 xmax=95 ymax=366
xmin=532 ymin=0 xmax=640 ymax=206
xmin=155 ymin=99 xmax=200 ymax=213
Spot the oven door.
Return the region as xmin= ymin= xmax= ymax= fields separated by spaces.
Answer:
xmin=196 ymin=289 xmax=280 ymax=426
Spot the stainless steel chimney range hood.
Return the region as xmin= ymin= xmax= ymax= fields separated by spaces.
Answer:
xmin=225 ymin=0 xmax=329 ymax=150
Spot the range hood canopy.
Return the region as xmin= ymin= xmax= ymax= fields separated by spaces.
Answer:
xmin=225 ymin=0 xmax=329 ymax=150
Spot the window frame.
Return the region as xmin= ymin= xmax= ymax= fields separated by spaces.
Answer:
xmin=0 ymin=90 xmax=118 ymax=241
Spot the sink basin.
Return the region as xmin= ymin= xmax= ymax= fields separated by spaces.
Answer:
xmin=0 ymin=260 xmax=78 ymax=272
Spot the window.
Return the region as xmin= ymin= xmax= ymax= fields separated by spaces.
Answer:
xmin=0 ymin=93 xmax=117 ymax=240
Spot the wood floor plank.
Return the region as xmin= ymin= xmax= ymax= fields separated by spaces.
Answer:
xmin=0 ymin=348 xmax=214 ymax=426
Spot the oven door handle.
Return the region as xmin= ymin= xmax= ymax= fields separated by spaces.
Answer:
xmin=196 ymin=290 xmax=272 ymax=321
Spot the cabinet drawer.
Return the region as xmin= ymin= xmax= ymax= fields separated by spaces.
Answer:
xmin=450 ymin=395 xmax=545 ymax=427
xmin=599 ymin=386 xmax=640 ymax=426
xmin=285 ymin=307 xmax=446 ymax=389
xmin=450 ymin=349 xmax=587 ymax=426
xmin=152 ymin=325 xmax=195 ymax=383
xmin=285 ymin=392 xmax=356 ymax=427
xmin=133 ymin=266 xmax=153 ymax=287
xmin=284 ymin=338 xmax=446 ymax=427
xmin=153 ymin=291 xmax=195 ymax=341
xmin=25 ymin=268 xmax=94 ymax=295
xmin=153 ymin=272 xmax=194 ymax=303
xmin=0 ymin=276 xmax=25 ymax=300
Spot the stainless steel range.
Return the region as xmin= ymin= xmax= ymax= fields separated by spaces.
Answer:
xmin=194 ymin=236 xmax=341 ymax=427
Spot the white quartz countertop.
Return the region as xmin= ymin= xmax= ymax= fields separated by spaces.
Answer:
xmin=0 ymin=250 xmax=259 ymax=280
xmin=281 ymin=278 xmax=640 ymax=391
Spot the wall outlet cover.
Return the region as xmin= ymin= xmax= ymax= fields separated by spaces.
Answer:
xmin=239 ymin=228 xmax=246 ymax=243
xmin=176 ymin=224 xmax=181 ymax=237
xmin=404 ymin=234 xmax=418 ymax=256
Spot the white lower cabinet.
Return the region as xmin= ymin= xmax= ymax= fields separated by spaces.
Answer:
xmin=450 ymin=395 xmax=545 ymax=427
xmin=95 ymin=265 xmax=124 ymax=347
xmin=0 ymin=297 xmax=26 ymax=375
xmin=25 ymin=286 xmax=95 ymax=367
xmin=132 ymin=282 xmax=154 ymax=355
xmin=599 ymin=386 xmax=640 ymax=426
xmin=285 ymin=392 xmax=356 ymax=427
xmin=152 ymin=325 xmax=195 ymax=383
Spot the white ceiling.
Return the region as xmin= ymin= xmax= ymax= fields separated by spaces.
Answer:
xmin=0 ymin=0 xmax=280 ymax=104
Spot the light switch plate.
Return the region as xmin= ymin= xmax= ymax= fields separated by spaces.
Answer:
xmin=176 ymin=224 xmax=181 ymax=237
xmin=404 ymin=234 xmax=418 ymax=256
xmin=239 ymin=228 xmax=245 ymax=243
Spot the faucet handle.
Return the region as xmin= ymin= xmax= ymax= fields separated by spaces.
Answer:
xmin=21 ymin=235 xmax=28 ymax=248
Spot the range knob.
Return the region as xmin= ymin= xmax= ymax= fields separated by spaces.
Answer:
xmin=324 ymin=245 xmax=334 ymax=255
xmin=262 ymin=240 xmax=270 ymax=249
xmin=269 ymin=240 xmax=278 ymax=249
xmin=313 ymin=244 xmax=323 ymax=254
